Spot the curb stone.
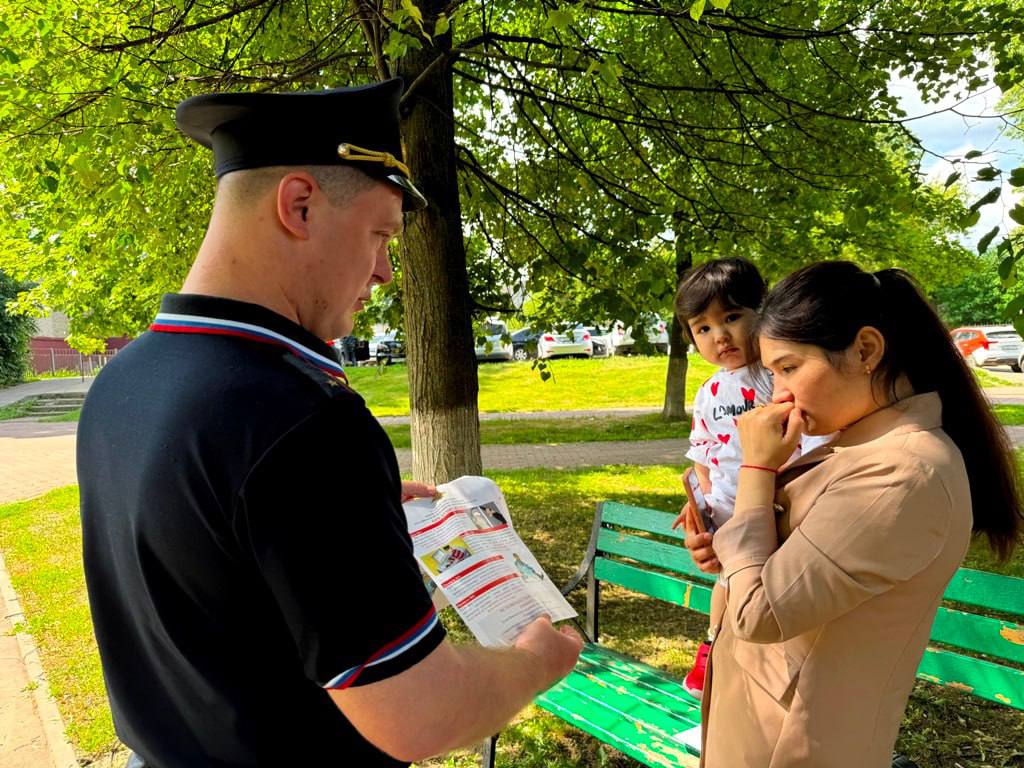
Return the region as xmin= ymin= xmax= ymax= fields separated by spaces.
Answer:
xmin=0 ymin=551 xmax=77 ymax=768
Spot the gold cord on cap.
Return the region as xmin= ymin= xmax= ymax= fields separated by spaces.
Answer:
xmin=337 ymin=143 xmax=410 ymax=177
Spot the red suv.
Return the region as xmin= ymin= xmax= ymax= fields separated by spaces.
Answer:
xmin=951 ymin=325 xmax=1024 ymax=372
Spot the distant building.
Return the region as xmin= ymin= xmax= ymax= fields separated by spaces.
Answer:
xmin=29 ymin=311 xmax=131 ymax=375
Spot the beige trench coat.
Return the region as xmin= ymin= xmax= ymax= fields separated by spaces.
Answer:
xmin=700 ymin=392 xmax=972 ymax=768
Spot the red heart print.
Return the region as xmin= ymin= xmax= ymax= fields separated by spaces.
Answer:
xmin=700 ymin=418 xmax=708 ymax=432
xmin=710 ymin=381 xmax=720 ymax=397
xmin=711 ymin=457 xmax=719 ymax=466
xmin=741 ymin=387 xmax=755 ymax=401
xmin=718 ymin=434 xmax=730 ymax=444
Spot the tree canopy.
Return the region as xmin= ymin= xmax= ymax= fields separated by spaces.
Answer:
xmin=1 ymin=1 xmax=1021 ymax=474
xmin=1 ymin=1 xmax=1016 ymax=344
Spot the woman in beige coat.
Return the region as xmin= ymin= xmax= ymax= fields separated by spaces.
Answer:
xmin=683 ymin=262 xmax=1022 ymax=768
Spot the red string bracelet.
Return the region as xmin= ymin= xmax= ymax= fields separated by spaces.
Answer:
xmin=740 ymin=464 xmax=778 ymax=474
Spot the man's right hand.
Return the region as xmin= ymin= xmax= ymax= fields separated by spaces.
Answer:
xmin=514 ymin=616 xmax=583 ymax=688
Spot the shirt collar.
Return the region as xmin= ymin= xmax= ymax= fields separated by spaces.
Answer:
xmin=156 ymin=294 xmax=336 ymax=358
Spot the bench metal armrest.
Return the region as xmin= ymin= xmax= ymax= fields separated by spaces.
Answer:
xmin=560 ymin=501 xmax=606 ymax=597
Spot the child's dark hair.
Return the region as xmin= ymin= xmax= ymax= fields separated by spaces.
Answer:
xmin=757 ymin=260 xmax=1022 ymax=561
xmin=675 ymin=258 xmax=767 ymax=344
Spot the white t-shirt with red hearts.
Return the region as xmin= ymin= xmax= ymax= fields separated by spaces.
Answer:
xmin=686 ymin=364 xmax=771 ymax=528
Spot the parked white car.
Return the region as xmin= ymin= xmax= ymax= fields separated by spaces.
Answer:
xmin=537 ymin=326 xmax=593 ymax=359
xmin=474 ymin=321 xmax=514 ymax=361
xmin=594 ymin=318 xmax=669 ymax=356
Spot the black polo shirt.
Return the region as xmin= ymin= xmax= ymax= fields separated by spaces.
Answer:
xmin=78 ymin=294 xmax=445 ymax=767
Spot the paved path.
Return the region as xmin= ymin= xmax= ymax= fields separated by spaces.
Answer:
xmin=0 ymin=379 xmax=92 ymax=409
xmin=393 ymin=437 xmax=685 ymax=473
xmin=0 ymin=424 xmax=77 ymax=507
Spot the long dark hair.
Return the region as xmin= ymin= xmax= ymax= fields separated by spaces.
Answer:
xmin=675 ymin=257 xmax=767 ymax=344
xmin=757 ymin=260 xmax=1021 ymax=561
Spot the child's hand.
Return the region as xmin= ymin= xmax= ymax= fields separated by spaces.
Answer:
xmin=671 ymin=502 xmax=692 ymax=531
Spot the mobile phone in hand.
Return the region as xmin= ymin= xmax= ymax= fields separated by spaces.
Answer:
xmin=682 ymin=467 xmax=716 ymax=533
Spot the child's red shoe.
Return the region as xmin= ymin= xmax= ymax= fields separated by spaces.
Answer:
xmin=683 ymin=641 xmax=711 ymax=699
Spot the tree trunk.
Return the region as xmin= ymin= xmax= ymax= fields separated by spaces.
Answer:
xmin=397 ymin=10 xmax=482 ymax=483
xmin=662 ymin=217 xmax=693 ymax=421
xmin=662 ymin=314 xmax=689 ymax=420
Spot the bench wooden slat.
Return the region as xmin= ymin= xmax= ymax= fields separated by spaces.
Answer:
xmin=931 ymin=607 xmax=1024 ymax=664
xmin=942 ymin=567 xmax=1024 ymax=614
xmin=576 ymin=644 xmax=699 ymax=708
xmin=595 ymin=557 xmax=713 ymax=614
xmin=600 ymin=503 xmax=1024 ymax=617
xmin=917 ymin=646 xmax=1024 ymax=710
xmin=597 ymin=528 xmax=716 ymax=585
xmin=536 ymin=643 xmax=700 ymax=768
xmin=602 ymin=502 xmax=683 ymax=540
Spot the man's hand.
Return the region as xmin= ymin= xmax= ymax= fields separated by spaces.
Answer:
xmin=401 ymin=480 xmax=437 ymax=503
xmin=513 ymin=616 xmax=583 ymax=688
xmin=331 ymin=619 xmax=582 ymax=761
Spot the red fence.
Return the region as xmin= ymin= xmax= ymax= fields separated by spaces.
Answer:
xmin=28 ymin=337 xmax=130 ymax=377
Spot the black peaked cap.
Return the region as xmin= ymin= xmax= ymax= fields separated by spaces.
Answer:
xmin=175 ymin=78 xmax=426 ymax=211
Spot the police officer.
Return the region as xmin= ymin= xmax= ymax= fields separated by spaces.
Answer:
xmin=77 ymin=79 xmax=582 ymax=767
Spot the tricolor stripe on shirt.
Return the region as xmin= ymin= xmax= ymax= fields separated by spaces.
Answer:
xmin=150 ymin=312 xmax=348 ymax=384
xmin=324 ymin=607 xmax=439 ymax=690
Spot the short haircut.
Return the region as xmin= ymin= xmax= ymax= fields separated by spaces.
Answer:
xmin=216 ymin=164 xmax=377 ymax=208
xmin=674 ymin=257 xmax=767 ymax=344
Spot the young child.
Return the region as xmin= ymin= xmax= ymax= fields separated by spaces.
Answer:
xmin=671 ymin=257 xmax=812 ymax=699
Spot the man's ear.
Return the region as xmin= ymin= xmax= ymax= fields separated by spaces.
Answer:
xmin=853 ymin=326 xmax=886 ymax=370
xmin=276 ymin=172 xmax=317 ymax=239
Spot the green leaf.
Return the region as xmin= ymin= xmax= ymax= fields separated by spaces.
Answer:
xmin=1010 ymin=205 xmax=1024 ymax=227
xmin=1009 ymin=168 xmax=1024 ymax=188
xmin=960 ymin=209 xmax=981 ymax=228
xmin=434 ymin=13 xmax=449 ymax=36
xmin=975 ymin=167 xmax=999 ymax=182
xmin=964 ymin=149 xmax=983 ymax=159
xmin=39 ymin=175 xmax=58 ymax=193
xmin=689 ymin=0 xmax=707 ymax=22
xmin=598 ymin=60 xmax=622 ymax=86
xmin=710 ymin=0 xmax=731 ymax=8
xmin=400 ymin=0 xmax=425 ymax=32
xmin=383 ymin=30 xmax=415 ymax=59
xmin=977 ymin=226 xmax=999 ymax=255
xmin=999 ymin=253 xmax=1016 ymax=280
xmin=1004 ymin=292 xmax=1024 ymax=321
xmin=844 ymin=207 xmax=868 ymax=233
xmin=944 ymin=171 xmax=961 ymax=188
xmin=969 ymin=187 xmax=1001 ymax=212
xmin=43 ymin=159 xmax=60 ymax=173
xmin=545 ymin=9 xmax=574 ymax=32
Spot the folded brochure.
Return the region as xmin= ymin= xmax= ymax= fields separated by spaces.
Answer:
xmin=402 ymin=475 xmax=577 ymax=647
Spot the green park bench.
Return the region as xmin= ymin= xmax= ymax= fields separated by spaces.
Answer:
xmin=485 ymin=501 xmax=1024 ymax=768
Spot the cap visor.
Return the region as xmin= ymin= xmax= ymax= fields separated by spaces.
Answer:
xmin=387 ymin=174 xmax=428 ymax=211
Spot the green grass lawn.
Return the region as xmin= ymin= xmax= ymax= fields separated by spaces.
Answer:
xmin=2 ymin=467 xmax=1022 ymax=767
xmin=351 ymin=355 xmax=718 ymax=416
xmin=0 ymin=397 xmax=37 ymax=420
xmin=383 ymin=412 xmax=688 ymax=448
xmin=992 ymin=404 xmax=1024 ymax=426
xmin=973 ymin=367 xmax=1017 ymax=387
xmin=39 ymin=408 xmax=82 ymax=423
